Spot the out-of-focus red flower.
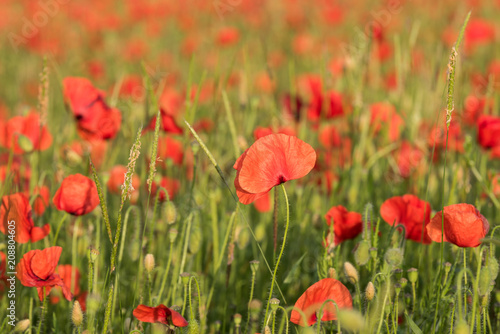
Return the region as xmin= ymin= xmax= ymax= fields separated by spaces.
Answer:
xmin=396 ymin=141 xmax=424 ymax=178
xmin=477 ymin=115 xmax=500 ymax=149
xmin=255 ymin=72 xmax=276 ymax=93
xmin=119 ymin=75 xmax=144 ymax=101
xmin=107 ymin=165 xmax=140 ymax=203
xmin=16 ymin=246 xmax=72 ymax=301
xmin=427 ymin=120 xmax=464 ymax=154
xmin=133 ymin=304 xmax=188 ymax=327
xmin=53 ymin=174 xmax=100 ymax=216
xmin=31 ymin=186 xmax=50 ymax=216
xmin=290 ymin=278 xmax=353 ymax=327
xmin=370 ymin=102 xmax=404 ymax=141
xmin=293 ymin=33 xmax=315 ymax=55
xmin=426 ymin=203 xmax=489 ymax=248
xmin=0 ymin=251 xmax=6 ymax=293
xmin=0 ymin=112 xmax=52 ymax=154
xmin=0 ymin=193 xmax=50 ymax=244
xmin=158 ymin=136 xmax=184 ymax=165
xmin=319 ymin=125 xmax=341 ymax=149
xmin=282 ymin=94 xmax=303 ymax=123
xmin=193 ymin=118 xmax=214 ymax=133
xmin=0 ymin=155 xmax=31 ymax=191
xmin=159 ymin=88 xmax=184 ymax=116
xmin=63 ymin=77 xmax=122 ymax=141
xmin=216 ymin=27 xmax=239 ymax=46
xmin=324 ymin=205 xmax=363 ymax=245
xmin=380 ymin=195 xmax=432 ymax=244
xmin=150 ymin=177 xmax=180 ymax=201
xmin=233 ymin=134 xmax=316 ymax=204
xmin=144 ymin=108 xmax=183 ymax=135
xmin=253 ymin=126 xmax=296 ymax=140
xmin=463 ymin=96 xmax=493 ymax=126
xmin=51 ymin=265 xmax=87 ymax=311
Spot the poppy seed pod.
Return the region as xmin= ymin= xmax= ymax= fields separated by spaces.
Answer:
xmin=455 ymin=320 xmax=469 ymax=334
xmin=72 ymin=300 xmax=84 ymax=327
xmin=250 ymin=260 xmax=260 ymax=274
xmin=13 ymin=319 xmax=30 ymax=333
xmin=269 ymin=298 xmax=280 ymax=312
xmin=478 ymin=268 xmax=491 ymax=296
xmin=407 ymin=268 xmax=418 ymax=283
xmin=169 ymin=228 xmax=178 ymax=243
xmin=344 ymin=262 xmax=359 ymax=284
xmin=165 ymin=201 xmax=177 ymax=224
xmin=233 ymin=313 xmax=242 ymax=326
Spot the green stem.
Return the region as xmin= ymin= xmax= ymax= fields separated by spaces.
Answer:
xmin=36 ymin=288 xmax=48 ymax=334
xmin=246 ymin=271 xmax=257 ymax=334
xmin=51 ymin=213 xmax=67 ymax=246
xmin=157 ymin=242 xmax=174 ymax=302
xmin=263 ymin=184 xmax=290 ymax=330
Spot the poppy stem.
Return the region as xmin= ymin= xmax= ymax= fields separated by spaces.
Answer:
xmin=36 ymin=288 xmax=48 ymax=334
xmin=463 ymin=248 xmax=467 ymax=315
xmin=263 ymin=184 xmax=289 ymax=330
xmin=273 ymin=186 xmax=279 ymax=258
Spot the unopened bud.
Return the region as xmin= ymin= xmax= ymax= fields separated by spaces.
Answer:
xmin=399 ymin=278 xmax=408 ymax=289
xmin=17 ymin=134 xmax=34 ymax=152
xmin=328 ymin=267 xmax=337 ymax=279
xmin=479 ymin=268 xmax=491 ymax=296
xmin=169 ymin=228 xmax=178 ymax=243
xmin=144 ymin=254 xmax=155 ymax=274
xmin=165 ymin=201 xmax=177 ymax=224
xmin=344 ymin=262 xmax=359 ymax=284
xmin=488 ymin=257 xmax=499 ymax=281
xmin=355 ymin=241 xmax=370 ymax=266
xmin=384 ymin=248 xmax=403 ymax=267
xmin=337 ymin=309 xmax=365 ymax=332
xmin=365 ymin=282 xmax=375 ymax=301
xmin=187 ymin=319 xmax=200 ymax=334
xmin=72 ymin=300 xmax=84 ymax=327
xmin=455 ymin=320 xmax=469 ymax=334
xmin=89 ymin=247 xmax=99 ymax=263
xmin=14 ymin=319 xmax=30 ymax=332
xmin=264 ymin=325 xmax=271 ymax=334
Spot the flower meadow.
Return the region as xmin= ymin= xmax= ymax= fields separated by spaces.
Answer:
xmin=1 ymin=0 xmax=500 ymax=333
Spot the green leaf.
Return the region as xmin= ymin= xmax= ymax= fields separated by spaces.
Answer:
xmin=405 ymin=311 xmax=423 ymax=334
xmin=284 ymin=252 xmax=307 ymax=284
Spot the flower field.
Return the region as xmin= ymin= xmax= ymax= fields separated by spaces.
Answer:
xmin=1 ymin=0 xmax=500 ymax=333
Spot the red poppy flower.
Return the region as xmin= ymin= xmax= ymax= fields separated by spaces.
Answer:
xmin=0 ymin=193 xmax=50 ymax=243
xmin=380 ymin=195 xmax=432 ymax=244
xmin=233 ymin=134 xmax=316 ymax=204
xmin=254 ymin=191 xmax=271 ymax=213
xmin=31 ymin=185 xmax=50 ymax=216
xmin=0 ymin=251 xmax=7 ymax=293
xmin=150 ymin=177 xmax=180 ymax=201
xmin=370 ymin=102 xmax=404 ymax=141
xmin=253 ymin=126 xmax=296 ymax=140
xmin=63 ymin=77 xmax=122 ymax=141
xmin=282 ymin=94 xmax=303 ymax=122
xmin=426 ymin=203 xmax=489 ymax=248
xmin=290 ymin=278 xmax=353 ymax=327
xmin=477 ymin=115 xmax=500 ymax=149
xmin=143 ymin=108 xmax=183 ymax=135
xmin=216 ymin=27 xmax=239 ymax=46
xmin=53 ymin=174 xmax=100 ymax=216
xmin=107 ymin=165 xmax=140 ymax=195
xmin=319 ymin=125 xmax=341 ymax=149
xmin=0 ymin=112 xmax=52 ymax=154
xmin=324 ymin=205 xmax=363 ymax=245
xmin=16 ymin=246 xmax=72 ymax=301
xmin=396 ymin=141 xmax=424 ymax=178
xmin=158 ymin=136 xmax=184 ymax=165
xmin=133 ymin=304 xmax=188 ymax=327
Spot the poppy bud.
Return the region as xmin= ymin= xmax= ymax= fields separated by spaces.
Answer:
xmin=337 ymin=309 xmax=365 ymax=332
xmin=187 ymin=320 xmax=200 ymax=334
xmin=72 ymin=300 xmax=84 ymax=327
xmin=14 ymin=319 xmax=30 ymax=333
xmin=392 ymin=268 xmax=403 ymax=280
xmin=384 ymin=248 xmax=403 ymax=267
xmin=189 ymin=226 xmax=202 ymax=254
xmin=169 ymin=228 xmax=178 ymax=243
xmin=328 ymin=267 xmax=337 ymax=279
xmin=370 ymin=247 xmax=378 ymax=260
xmin=479 ymin=268 xmax=491 ymax=296
xmin=455 ymin=320 xmax=469 ymax=334
xmin=269 ymin=298 xmax=280 ymax=312
xmin=487 ymin=256 xmax=499 ymax=281
xmin=17 ymin=134 xmax=34 ymax=152
xmin=144 ymin=254 xmax=155 ymax=274
xmin=355 ymin=241 xmax=370 ymax=266
xmin=365 ymin=282 xmax=375 ymax=301
xmin=249 ymin=299 xmax=262 ymax=320
xmin=237 ymin=227 xmax=250 ymax=249
xmin=344 ymin=261 xmax=359 ymax=284
xmin=165 ymin=201 xmax=177 ymax=224
xmin=250 ymin=260 xmax=260 ymax=274
xmin=407 ymin=268 xmax=418 ymax=283
xmin=264 ymin=326 xmax=272 ymax=334
xmin=394 ymin=283 xmax=402 ymax=295
xmin=87 ymin=294 xmax=101 ymax=314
